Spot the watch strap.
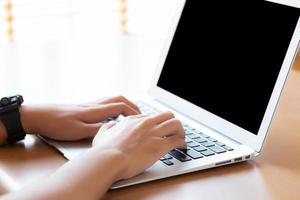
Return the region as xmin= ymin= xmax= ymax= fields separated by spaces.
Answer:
xmin=0 ymin=105 xmax=26 ymax=144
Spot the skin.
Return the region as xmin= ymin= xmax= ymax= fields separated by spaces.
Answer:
xmin=0 ymin=95 xmax=141 ymax=144
xmin=0 ymin=96 xmax=186 ymax=200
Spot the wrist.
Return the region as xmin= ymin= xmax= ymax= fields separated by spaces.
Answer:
xmin=0 ymin=120 xmax=7 ymax=144
xmin=88 ymin=147 xmax=128 ymax=182
xmin=20 ymin=105 xmax=37 ymax=134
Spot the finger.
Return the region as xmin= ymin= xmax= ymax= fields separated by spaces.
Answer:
xmin=93 ymin=121 xmax=117 ymax=146
xmin=146 ymin=111 xmax=175 ymax=125
xmin=153 ymin=118 xmax=184 ymax=138
xmin=100 ymin=121 xmax=117 ymax=132
xmin=83 ymin=123 xmax=102 ymax=137
xmin=97 ymin=96 xmax=141 ymax=114
xmin=126 ymin=114 xmax=147 ymax=119
xmin=80 ymin=103 xmax=139 ymax=123
xmin=163 ymin=135 xmax=187 ymax=151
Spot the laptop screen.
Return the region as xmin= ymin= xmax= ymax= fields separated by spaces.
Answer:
xmin=157 ymin=0 xmax=300 ymax=134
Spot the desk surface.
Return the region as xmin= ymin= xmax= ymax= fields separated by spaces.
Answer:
xmin=1 ymin=59 xmax=300 ymax=200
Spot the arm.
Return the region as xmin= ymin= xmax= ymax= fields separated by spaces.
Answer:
xmin=3 ymin=148 xmax=125 ymax=200
xmin=0 ymin=95 xmax=140 ymax=145
xmin=2 ymin=112 xmax=186 ymax=200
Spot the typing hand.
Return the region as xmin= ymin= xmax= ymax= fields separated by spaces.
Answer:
xmin=19 ymin=96 xmax=140 ymax=141
xmin=92 ymin=112 xmax=186 ymax=180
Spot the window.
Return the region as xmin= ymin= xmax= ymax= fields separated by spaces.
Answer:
xmin=0 ymin=0 xmax=181 ymax=101
xmin=0 ymin=0 xmax=180 ymax=42
xmin=0 ymin=0 xmax=120 ymax=42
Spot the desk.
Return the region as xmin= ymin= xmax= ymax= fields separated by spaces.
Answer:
xmin=1 ymin=59 xmax=300 ymax=200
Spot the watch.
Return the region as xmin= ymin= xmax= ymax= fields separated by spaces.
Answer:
xmin=0 ymin=95 xmax=26 ymax=144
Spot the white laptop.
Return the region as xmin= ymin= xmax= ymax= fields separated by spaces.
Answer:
xmin=42 ymin=0 xmax=300 ymax=189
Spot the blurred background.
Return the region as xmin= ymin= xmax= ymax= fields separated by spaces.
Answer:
xmin=0 ymin=0 xmax=181 ymax=104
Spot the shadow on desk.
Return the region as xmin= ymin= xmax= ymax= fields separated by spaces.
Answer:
xmin=103 ymin=161 xmax=256 ymax=200
xmin=0 ymin=136 xmax=66 ymax=194
xmin=0 ymin=137 xmax=59 ymax=162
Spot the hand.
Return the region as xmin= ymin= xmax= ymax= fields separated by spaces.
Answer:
xmin=0 ymin=111 xmax=185 ymax=200
xmin=19 ymin=96 xmax=140 ymax=141
xmin=92 ymin=112 xmax=186 ymax=180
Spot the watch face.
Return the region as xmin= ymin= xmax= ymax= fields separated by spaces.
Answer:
xmin=0 ymin=95 xmax=23 ymax=108
xmin=10 ymin=97 xmax=18 ymax=103
xmin=16 ymin=95 xmax=24 ymax=105
xmin=0 ymin=97 xmax=10 ymax=106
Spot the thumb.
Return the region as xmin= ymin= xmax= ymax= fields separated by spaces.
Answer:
xmin=99 ymin=121 xmax=117 ymax=133
xmin=92 ymin=121 xmax=117 ymax=146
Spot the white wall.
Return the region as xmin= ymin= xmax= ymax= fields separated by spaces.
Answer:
xmin=0 ymin=0 xmax=182 ymax=104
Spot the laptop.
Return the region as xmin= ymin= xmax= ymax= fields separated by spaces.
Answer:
xmin=42 ymin=0 xmax=300 ymax=189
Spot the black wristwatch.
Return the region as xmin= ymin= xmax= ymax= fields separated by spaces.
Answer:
xmin=0 ymin=95 xmax=26 ymax=144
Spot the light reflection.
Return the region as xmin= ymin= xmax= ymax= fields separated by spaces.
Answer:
xmin=0 ymin=169 xmax=20 ymax=192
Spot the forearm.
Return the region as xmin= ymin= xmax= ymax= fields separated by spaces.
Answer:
xmin=45 ymin=148 xmax=125 ymax=200
xmin=3 ymin=148 xmax=126 ymax=200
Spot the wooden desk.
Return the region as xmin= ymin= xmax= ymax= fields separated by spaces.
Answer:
xmin=1 ymin=60 xmax=300 ymax=200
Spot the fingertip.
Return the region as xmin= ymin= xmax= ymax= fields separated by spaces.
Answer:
xmin=113 ymin=95 xmax=141 ymax=114
xmin=133 ymin=108 xmax=141 ymax=115
xmin=107 ymin=121 xmax=117 ymax=127
xmin=135 ymin=108 xmax=142 ymax=114
xmin=107 ymin=120 xmax=116 ymax=124
xmin=102 ymin=121 xmax=116 ymax=129
xmin=162 ymin=111 xmax=175 ymax=118
xmin=178 ymin=141 xmax=187 ymax=150
xmin=123 ymin=105 xmax=140 ymax=116
xmin=166 ymin=135 xmax=186 ymax=150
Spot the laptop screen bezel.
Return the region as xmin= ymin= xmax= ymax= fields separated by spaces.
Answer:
xmin=148 ymin=0 xmax=300 ymax=152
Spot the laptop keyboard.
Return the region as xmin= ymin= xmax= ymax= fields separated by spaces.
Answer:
xmin=136 ymin=101 xmax=234 ymax=166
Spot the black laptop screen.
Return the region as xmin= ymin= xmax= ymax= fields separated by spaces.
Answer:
xmin=157 ymin=0 xmax=300 ymax=134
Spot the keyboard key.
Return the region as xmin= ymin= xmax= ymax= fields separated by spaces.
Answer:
xmin=187 ymin=133 xmax=201 ymax=139
xmin=137 ymin=102 xmax=161 ymax=115
xmin=200 ymin=133 xmax=210 ymax=138
xmin=208 ymin=145 xmax=226 ymax=154
xmin=194 ymin=131 xmax=203 ymax=135
xmin=216 ymin=141 xmax=226 ymax=146
xmin=187 ymin=141 xmax=200 ymax=148
xmin=160 ymin=154 xmax=173 ymax=161
xmin=169 ymin=150 xmax=192 ymax=162
xmin=181 ymin=149 xmax=203 ymax=159
xmin=193 ymin=145 xmax=207 ymax=152
xmin=194 ymin=137 xmax=208 ymax=143
xmin=137 ymin=102 xmax=232 ymax=158
xmin=201 ymin=141 xmax=215 ymax=147
xmin=201 ymin=149 xmax=215 ymax=156
xmin=165 ymin=154 xmax=173 ymax=159
xmin=223 ymin=145 xmax=234 ymax=151
xmin=185 ymin=131 xmax=193 ymax=135
xmin=185 ymin=138 xmax=193 ymax=143
xmin=183 ymin=124 xmax=192 ymax=130
xmin=208 ymin=137 xmax=218 ymax=142
xmin=143 ymin=109 xmax=157 ymax=114
xmin=162 ymin=159 xmax=174 ymax=166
